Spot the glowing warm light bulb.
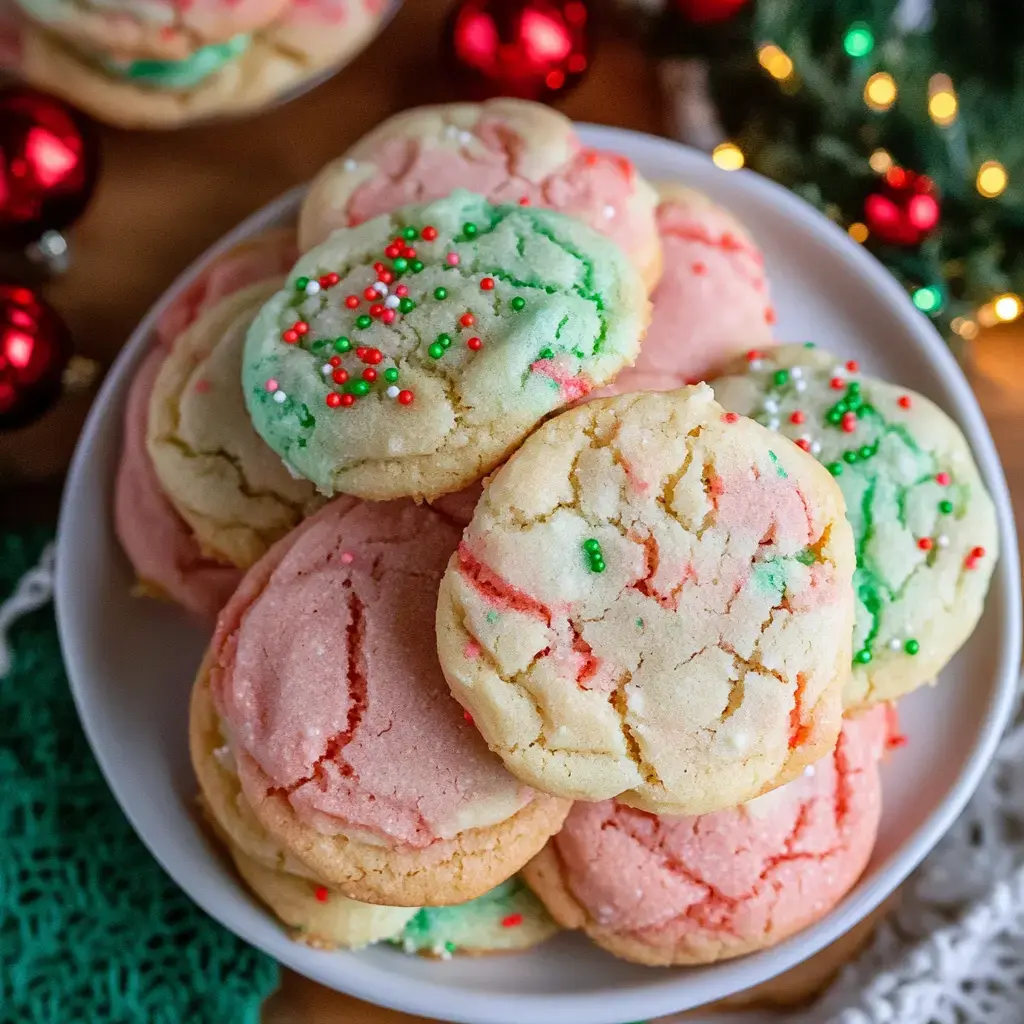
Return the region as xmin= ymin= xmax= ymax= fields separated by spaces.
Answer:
xmin=758 ymin=43 xmax=794 ymax=81
xmin=848 ymin=222 xmax=869 ymax=243
xmin=928 ymin=74 xmax=957 ymax=126
xmin=950 ymin=317 xmax=979 ymax=340
xmin=864 ymin=72 xmax=897 ymax=112
xmin=993 ymin=293 xmax=1022 ymax=322
xmin=977 ymin=160 xmax=1008 ymax=198
xmin=869 ymin=148 xmax=893 ymax=173
xmin=712 ymin=142 xmax=744 ymax=171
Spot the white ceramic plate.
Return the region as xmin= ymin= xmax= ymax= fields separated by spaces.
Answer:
xmin=56 ymin=126 xmax=1022 ymax=1024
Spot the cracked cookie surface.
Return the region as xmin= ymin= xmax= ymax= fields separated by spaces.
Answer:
xmin=298 ymin=99 xmax=662 ymax=292
xmin=209 ymin=496 xmax=570 ymax=905
xmin=148 ymin=280 xmax=323 ymax=570
xmin=523 ymin=706 xmax=889 ymax=966
xmin=595 ymin=183 xmax=774 ymax=397
xmin=435 ymin=386 xmax=856 ymax=814
xmin=711 ymin=343 xmax=998 ymax=708
xmin=244 ymin=190 xmax=649 ymax=501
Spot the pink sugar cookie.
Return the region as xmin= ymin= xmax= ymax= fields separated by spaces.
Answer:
xmin=114 ymin=230 xmax=297 ymax=621
xmin=298 ymin=99 xmax=662 ymax=292
xmin=597 ymin=184 xmax=774 ymax=398
xmin=524 ymin=706 xmax=891 ymax=966
xmin=207 ymin=497 xmax=570 ymax=905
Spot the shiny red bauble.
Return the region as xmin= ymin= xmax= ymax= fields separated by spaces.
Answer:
xmin=0 ymin=87 xmax=99 ymax=249
xmin=0 ymin=283 xmax=73 ymax=429
xmin=442 ymin=0 xmax=592 ymax=102
xmin=864 ymin=166 xmax=941 ymax=247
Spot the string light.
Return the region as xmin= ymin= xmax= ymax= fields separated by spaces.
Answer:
xmin=993 ymin=293 xmax=1022 ymax=322
xmin=951 ymin=317 xmax=979 ymax=340
xmin=712 ymin=142 xmax=745 ymax=171
xmin=864 ymin=72 xmax=897 ymax=112
xmin=869 ymin=148 xmax=893 ymax=173
xmin=843 ymin=22 xmax=875 ymax=58
xmin=927 ymin=73 xmax=958 ymax=126
xmin=976 ymin=160 xmax=1008 ymax=198
xmin=977 ymin=303 xmax=998 ymax=327
xmin=848 ymin=222 xmax=869 ymax=243
xmin=912 ymin=285 xmax=942 ymax=313
xmin=758 ymin=43 xmax=794 ymax=81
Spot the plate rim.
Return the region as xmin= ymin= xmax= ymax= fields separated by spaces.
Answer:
xmin=55 ymin=124 xmax=1022 ymax=1024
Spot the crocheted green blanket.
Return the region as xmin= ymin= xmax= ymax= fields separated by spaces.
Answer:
xmin=0 ymin=530 xmax=279 ymax=1024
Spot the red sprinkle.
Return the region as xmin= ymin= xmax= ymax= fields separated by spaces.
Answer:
xmin=318 ymin=275 xmax=331 ymax=288
xmin=395 ymin=285 xmax=409 ymax=298
xmin=918 ymin=537 xmax=933 ymax=551
xmin=796 ymin=438 xmax=811 ymax=452
xmin=379 ymin=270 xmax=394 ymax=284
xmin=391 ymin=237 xmax=404 ymax=249
xmin=326 ymin=393 xmax=342 ymax=408
xmin=846 ymin=360 xmax=860 ymax=372
xmin=364 ymin=348 xmax=383 ymax=365
xmin=294 ymin=322 xmax=309 ymax=336
xmin=341 ymin=393 xmax=356 ymax=407
xmin=765 ymin=306 xmax=777 ymax=325
xmin=841 ymin=411 xmax=857 ymax=433
xmin=370 ymin=303 xmax=384 ymax=317
xmin=790 ymin=410 xmax=805 ymax=425
xmin=314 ymin=886 xmax=329 ymax=903
xmin=691 ymin=261 xmax=707 ymax=276
xmin=355 ymin=347 xmax=367 ymax=359
xmin=384 ymin=244 xmax=400 ymax=259
xmin=374 ymin=262 xmax=386 ymax=274
xmin=722 ymin=412 xmax=739 ymax=424
xmin=830 ymin=377 xmax=845 ymax=390
xmin=898 ymin=395 xmax=912 ymax=409
xmin=397 ymin=389 xmax=414 ymax=405
xmin=282 ymin=329 xmax=299 ymax=344
xmin=467 ymin=336 xmax=482 ymax=351
xmin=332 ymin=369 xmax=348 ymax=384
xmin=363 ymin=286 xmax=378 ymax=301
xmin=422 ymin=225 xmax=438 ymax=241
xmin=746 ymin=349 xmax=764 ymax=362
xmin=460 ymin=312 xmax=476 ymax=327
xmin=502 ymin=914 xmax=523 ymax=928
xmin=936 ymin=472 xmax=951 ymax=486
xmin=402 ymin=247 xmax=416 ymax=259
xmin=382 ymin=309 xmax=396 ymax=325
xmin=463 ymin=710 xmax=474 ymax=723
xmin=972 ymin=545 xmax=986 ymax=558
xmin=329 ymin=356 xmax=342 ymax=367
xmin=345 ymin=295 xmax=360 ymax=309
xmin=480 ymin=277 xmax=495 ymax=291
xmin=362 ymin=367 xmax=377 ymax=382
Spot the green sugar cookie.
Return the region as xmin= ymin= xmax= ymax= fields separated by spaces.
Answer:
xmin=242 ymin=190 xmax=649 ymax=501
xmin=711 ymin=342 xmax=998 ymax=708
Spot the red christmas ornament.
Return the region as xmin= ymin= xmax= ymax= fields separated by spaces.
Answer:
xmin=442 ymin=0 xmax=592 ymax=102
xmin=0 ymin=283 xmax=73 ymax=429
xmin=674 ymin=0 xmax=750 ymax=24
xmin=0 ymin=87 xmax=98 ymax=252
xmin=864 ymin=166 xmax=941 ymax=247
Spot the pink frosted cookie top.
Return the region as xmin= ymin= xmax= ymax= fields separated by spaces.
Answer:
xmin=599 ymin=186 xmax=774 ymax=397
xmin=554 ymin=706 xmax=889 ymax=953
xmin=114 ymin=347 xmax=242 ymax=620
xmin=211 ymin=498 xmax=534 ymax=850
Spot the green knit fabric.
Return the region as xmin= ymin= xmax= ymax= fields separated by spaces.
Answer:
xmin=0 ymin=530 xmax=280 ymax=1024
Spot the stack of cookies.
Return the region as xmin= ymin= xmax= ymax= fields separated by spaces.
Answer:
xmin=114 ymin=99 xmax=999 ymax=964
xmin=8 ymin=0 xmax=390 ymax=127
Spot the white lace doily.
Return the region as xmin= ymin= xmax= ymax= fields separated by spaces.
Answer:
xmin=2 ymin=552 xmax=1020 ymax=1024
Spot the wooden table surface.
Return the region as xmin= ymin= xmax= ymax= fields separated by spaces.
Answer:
xmin=1 ymin=0 xmax=1021 ymax=1018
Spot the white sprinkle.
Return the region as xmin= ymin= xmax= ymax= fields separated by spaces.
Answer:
xmin=767 ymin=417 xmax=780 ymax=430
xmin=273 ymin=391 xmax=287 ymax=404
xmin=804 ymin=764 xmax=816 ymax=778
xmin=386 ymin=385 xmax=400 ymax=399
xmin=305 ymin=280 xmax=321 ymax=296
xmin=832 ymin=365 xmax=846 ymax=377
xmin=373 ymin=280 xmax=388 ymax=296
xmin=726 ymin=731 xmax=749 ymax=752
xmin=811 ymin=440 xmax=822 ymax=455
xmin=763 ymin=397 xmax=779 ymax=413
xmin=630 ymin=692 xmax=645 ymax=713
xmin=749 ymin=359 xmax=764 ymax=371
xmin=306 ymin=726 xmax=322 ymax=737
xmin=794 ymin=379 xmax=808 ymax=392
xmin=555 ymin=725 xmax=569 ymax=736
xmin=889 ymin=638 xmax=903 ymax=651
xmin=937 ymin=534 xmax=950 ymax=548
xmin=321 ymin=363 xmax=333 ymax=376
xmin=459 ymin=130 xmax=473 ymax=145
xmin=444 ymin=124 xmax=460 ymax=139
xmin=434 ymin=943 xmax=453 ymax=960
xmin=213 ymin=745 xmax=236 ymax=771
xmin=384 ymin=294 xmax=400 ymax=309
xmin=790 ymin=366 xmax=803 ymax=379
xmin=343 ymin=158 xmax=358 ymax=172
xmin=603 ymin=204 xmax=616 ymax=219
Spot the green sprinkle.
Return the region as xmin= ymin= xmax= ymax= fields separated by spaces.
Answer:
xmin=399 ymin=298 xmax=415 ymax=313
xmin=583 ymin=539 xmax=601 ymax=554
xmin=827 ymin=409 xmax=843 ymax=425
xmin=859 ymin=445 xmax=873 ymax=459
xmin=334 ymin=337 xmax=351 ymax=353
xmin=827 ymin=461 xmax=844 ymax=476
xmin=384 ymin=367 xmax=399 ymax=383
xmin=904 ymin=638 xmax=920 ymax=655
xmin=854 ymin=649 xmax=872 ymax=664
xmin=311 ymin=339 xmax=327 ymax=349
xmin=393 ymin=257 xmax=409 ymax=272
xmin=572 ymin=347 xmax=585 ymax=358
xmin=583 ymin=538 xmax=606 ymax=572
xmin=861 ymin=403 xmax=876 ymax=416
xmin=486 ymin=611 xmax=498 ymax=624
xmin=848 ymin=380 xmax=861 ymax=393
xmin=835 ymin=401 xmax=848 ymax=414
xmin=591 ymin=558 xmax=605 ymax=572
xmin=438 ymin=333 xmax=452 ymax=349
xmin=351 ymin=380 xmax=371 ymax=397
xmin=804 ymin=341 xmax=816 ymax=348
xmin=434 ymin=287 xmax=448 ymax=300
xmin=843 ymin=450 xmax=859 ymax=464
xmin=402 ymin=226 xmax=418 ymax=240
xmin=445 ymin=941 xmax=458 ymax=954
xmin=411 ymin=260 xmax=424 ymax=273
xmin=295 ymin=276 xmax=309 ymax=291
xmin=773 ymin=368 xmax=789 ymax=386
xmin=539 ymin=347 xmax=554 ymax=359
xmin=510 ymin=296 xmax=526 ymax=311
xmin=298 ymin=404 xmax=315 ymax=429
xmin=356 ymin=315 xmax=372 ymax=329
xmin=463 ymin=222 xmax=478 ymax=237
xmin=635 ymin=617 xmax=644 ymax=629
xmin=428 ymin=342 xmax=445 ymax=359
xmin=939 ymin=500 xmax=954 ymax=514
